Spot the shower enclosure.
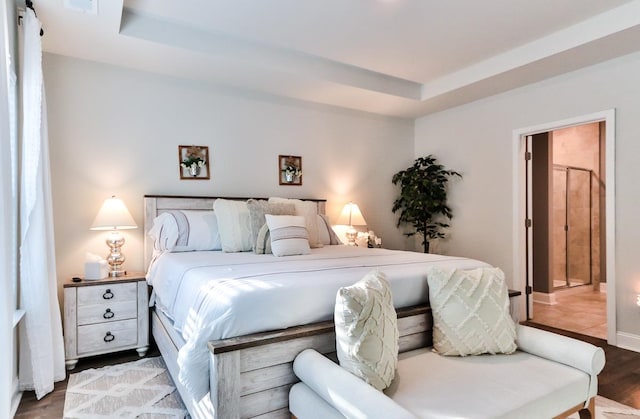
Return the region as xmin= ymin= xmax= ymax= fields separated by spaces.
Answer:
xmin=552 ymin=165 xmax=596 ymax=289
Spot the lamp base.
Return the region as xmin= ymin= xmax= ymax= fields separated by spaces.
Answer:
xmin=345 ymin=229 xmax=358 ymax=246
xmin=106 ymin=231 xmax=127 ymax=277
xmin=109 ymin=268 xmax=127 ymax=277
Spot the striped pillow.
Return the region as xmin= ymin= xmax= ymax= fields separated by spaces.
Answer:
xmin=148 ymin=210 xmax=221 ymax=253
xmin=264 ymin=214 xmax=310 ymax=257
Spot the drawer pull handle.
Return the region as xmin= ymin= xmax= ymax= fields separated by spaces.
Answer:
xmin=103 ymin=289 xmax=114 ymax=300
xmin=104 ymin=332 xmax=115 ymax=343
xmin=103 ymin=309 xmax=114 ymax=319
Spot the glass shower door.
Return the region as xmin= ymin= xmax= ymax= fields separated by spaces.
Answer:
xmin=566 ymin=168 xmax=592 ymax=287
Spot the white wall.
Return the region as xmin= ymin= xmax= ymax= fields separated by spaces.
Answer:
xmin=43 ymin=53 xmax=414 ymax=296
xmin=415 ymin=51 xmax=640 ymax=346
xmin=2 ymin=0 xmax=21 ymax=415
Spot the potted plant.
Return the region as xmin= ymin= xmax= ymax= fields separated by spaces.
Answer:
xmin=181 ymin=155 xmax=206 ymax=177
xmin=282 ymin=164 xmax=302 ymax=183
xmin=392 ymin=155 xmax=461 ymax=253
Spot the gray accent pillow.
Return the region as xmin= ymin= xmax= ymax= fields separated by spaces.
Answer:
xmin=247 ymin=199 xmax=295 ymax=252
xmin=255 ymin=223 xmax=272 ymax=254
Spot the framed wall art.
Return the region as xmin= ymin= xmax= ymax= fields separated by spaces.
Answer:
xmin=279 ymin=155 xmax=302 ymax=185
xmin=179 ymin=145 xmax=210 ymax=180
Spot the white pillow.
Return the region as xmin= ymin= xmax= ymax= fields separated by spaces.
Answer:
xmin=264 ymin=214 xmax=310 ymax=257
xmin=268 ymin=197 xmax=322 ymax=248
xmin=148 ymin=210 xmax=221 ymax=252
xmin=335 ymin=270 xmax=399 ymax=391
xmin=212 ymin=199 xmax=253 ymax=253
xmin=426 ymin=266 xmax=517 ymax=356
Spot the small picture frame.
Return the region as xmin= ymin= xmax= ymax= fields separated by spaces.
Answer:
xmin=279 ymin=155 xmax=302 ymax=186
xmin=179 ymin=145 xmax=210 ymax=180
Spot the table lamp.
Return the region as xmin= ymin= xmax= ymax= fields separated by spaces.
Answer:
xmin=337 ymin=202 xmax=367 ymax=246
xmin=90 ymin=196 xmax=138 ymax=277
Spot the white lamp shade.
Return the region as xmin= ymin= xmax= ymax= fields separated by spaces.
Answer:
xmin=337 ymin=202 xmax=367 ymax=226
xmin=90 ymin=196 xmax=138 ymax=230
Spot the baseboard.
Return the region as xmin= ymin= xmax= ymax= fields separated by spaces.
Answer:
xmin=533 ymin=291 xmax=557 ymax=305
xmin=10 ymin=380 xmax=22 ymax=418
xmin=616 ymin=331 xmax=640 ymax=353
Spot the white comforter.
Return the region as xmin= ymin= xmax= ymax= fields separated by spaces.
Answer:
xmin=146 ymin=245 xmax=490 ymax=399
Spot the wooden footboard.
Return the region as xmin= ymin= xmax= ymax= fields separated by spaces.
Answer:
xmin=207 ymin=304 xmax=433 ymax=419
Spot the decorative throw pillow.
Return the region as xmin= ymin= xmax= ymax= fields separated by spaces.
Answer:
xmin=426 ymin=266 xmax=517 ymax=356
xmin=212 ymin=199 xmax=253 ymax=252
xmin=148 ymin=210 xmax=221 ymax=253
xmin=246 ymin=199 xmax=295 ymax=252
xmin=254 ymin=223 xmax=272 ymax=255
xmin=317 ymin=214 xmax=343 ymax=245
xmin=268 ymin=197 xmax=322 ymax=248
xmin=334 ymin=270 xmax=399 ymax=391
xmin=264 ymin=214 xmax=310 ymax=257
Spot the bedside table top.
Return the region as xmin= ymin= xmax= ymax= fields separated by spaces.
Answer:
xmin=63 ymin=271 xmax=147 ymax=288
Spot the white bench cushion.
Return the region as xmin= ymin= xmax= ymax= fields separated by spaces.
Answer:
xmin=385 ymin=347 xmax=591 ymax=419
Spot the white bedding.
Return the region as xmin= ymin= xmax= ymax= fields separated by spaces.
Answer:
xmin=146 ymin=245 xmax=490 ymax=399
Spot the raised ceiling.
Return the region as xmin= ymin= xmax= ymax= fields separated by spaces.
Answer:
xmin=36 ymin=0 xmax=640 ymax=118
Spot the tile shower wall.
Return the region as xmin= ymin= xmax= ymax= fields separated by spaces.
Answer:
xmin=552 ymin=123 xmax=601 ymax=288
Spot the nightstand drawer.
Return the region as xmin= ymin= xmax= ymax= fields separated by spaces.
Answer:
xmin=77 ymin=282 xmax=136 ymax=306
xmin=77 ymin=300 xmax=137 ymax=325
xmin=77 ymin=319 xmax=138 ymax=354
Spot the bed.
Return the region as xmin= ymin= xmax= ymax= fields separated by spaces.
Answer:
xmin=143 ymin=195 xmax=491 ymax=418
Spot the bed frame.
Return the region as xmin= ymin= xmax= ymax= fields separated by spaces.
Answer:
xmin=143 ymin=195 xmax=434 ymax=418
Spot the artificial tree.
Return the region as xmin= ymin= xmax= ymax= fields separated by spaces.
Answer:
xmin=392 ymin=155 xmax=461 ymax=253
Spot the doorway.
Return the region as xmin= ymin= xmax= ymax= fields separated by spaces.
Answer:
xmin=528 ymin=123 xmax=606 ymax=339
xmin=513 ymin=110 xmax=616 ymax=345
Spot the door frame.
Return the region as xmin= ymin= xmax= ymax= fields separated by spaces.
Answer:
xmin=512 ymin=109 xmax=616 ymax=345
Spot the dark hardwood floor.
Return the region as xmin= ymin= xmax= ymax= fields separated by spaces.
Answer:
xmin=15 ymin=327 xmax=640 ymax=417
xmin=524 ymin=321 xmax=640 ymax=409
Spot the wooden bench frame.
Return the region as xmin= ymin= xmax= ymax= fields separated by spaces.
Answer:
xmin=207 ymin=304 xmax=432 ymax=418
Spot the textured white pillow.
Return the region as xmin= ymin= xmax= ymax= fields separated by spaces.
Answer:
xmin=268 ymin=197 xmax=322 ymax=248
xmin=148 ymin=210 xmax=221 ymax=252
xmin=212 ymin=199 xmax=253 ymax=252
xmin=264 ymin=214 xmax=310 ymax=257
xmin=335 ymin=270 xmax=399 ymax=391
xmin=427 ymin=266 xmax=517 ymax=356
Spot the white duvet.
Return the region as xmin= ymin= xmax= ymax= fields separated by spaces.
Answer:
xmin=146 ymin=245 xmax=490 ymax=399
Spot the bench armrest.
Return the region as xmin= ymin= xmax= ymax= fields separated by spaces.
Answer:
xmin=292 ymin=349 xmax=417 ymax=419
xmin=516 ymin=325 xmax=605 ymax=375
xmin=516 ymin=324 xmax=605 ymax=401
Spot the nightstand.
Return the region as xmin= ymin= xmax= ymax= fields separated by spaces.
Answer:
xmin=63 ymin=272 xmax=149 ymax=370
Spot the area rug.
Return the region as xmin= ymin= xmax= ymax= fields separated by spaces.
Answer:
xmin=568 ymin=396 xmax=640 ymax=419
xmin=63 ymin=357 xmax=188 ymax=419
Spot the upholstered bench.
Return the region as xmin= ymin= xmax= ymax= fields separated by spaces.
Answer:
xmin=290 ymin=324 xmax=605 ymax=419
xmin=289 ymin=266 xmax=605 ymax=419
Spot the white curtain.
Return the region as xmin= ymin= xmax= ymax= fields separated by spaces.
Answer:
xmin=18 ymin=8 xmax=65 ymax=399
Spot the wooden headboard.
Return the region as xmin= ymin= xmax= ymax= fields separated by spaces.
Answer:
xmin=143 ymin=195 xmax=327 ymax=269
